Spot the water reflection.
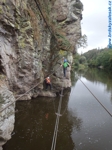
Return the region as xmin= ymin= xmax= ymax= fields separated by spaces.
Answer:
xmin=83 ymin=68 xmax=112 ymax=104
xmin=68 ymin=68 xmax=112 ymax=150
xmin=3 ymin=88 xmax=82 ymax=150
xmin=82 ymin=68 xmax=112 ymax=92
xmin=3 ymin=68 xmax=112 ymax=150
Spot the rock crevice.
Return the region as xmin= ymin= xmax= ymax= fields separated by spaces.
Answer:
xmin=0 ymin=0 xmax=83 ymax=148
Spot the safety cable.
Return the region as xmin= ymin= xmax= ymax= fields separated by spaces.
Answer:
xmin=61 ymin=88 xmax=71 ymax=116
xmin=52 ymin=98 xmax=56 ymax=114
xmin=33 ymin=0 xmax=69 ymax=68
xmin=0 ymin=0 xmax=71 ymax=113
xmin=78 ymin=77 xmax=112 ymax=117
xmin=51 ymin=88 xmax=63 ymax=150
xmin=33 ymin=0 xmax=72 ymax=57
xmin=0 ymin=60 xmax=70 ymax=114
xmin=34 ymin=0 xmax=52 ymax=34
xmin=0 ymin=64 xmax=63 ymax=113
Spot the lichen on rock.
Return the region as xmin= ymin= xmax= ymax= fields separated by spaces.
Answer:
xmin=0 ymin=0 xmax=83 ymax=148
xmin=0 ymin=0 xmax=83 ymax=98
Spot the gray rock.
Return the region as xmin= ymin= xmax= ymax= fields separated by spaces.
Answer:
xmin=0 ymin=86 xmax=15 ymax=148
xmin=38 ymin=90 xmax=56 ymax=97
xmin=0 ymin=0 xmax=82 ymax=98
xmin=53 ymin=0 xmax=83 ymax=47
xmin=0 ymin=0 xmax=83 ymax=147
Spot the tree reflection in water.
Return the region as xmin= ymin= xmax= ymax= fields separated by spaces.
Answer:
xmin=56 ymin=88 xmax=82 ymax=150
xmin=3 ymin=88 xmax=82 ymax=150
xmin=75 ymin=68 xmax=112 ymax=104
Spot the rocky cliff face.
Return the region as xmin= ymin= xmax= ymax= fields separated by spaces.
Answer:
xmin=0 ymin=85 xmax=15 ymax=150
xmin=0 ymin=0 xmax=83 ymax=148
xmin=53 ymin=0 xmax=83 ymax=48
xmin=0 ymin=0 xmax=83 ymax=99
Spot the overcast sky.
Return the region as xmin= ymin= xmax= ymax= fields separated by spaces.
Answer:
xmin=78 ymin=0 xmax=108 ymax=54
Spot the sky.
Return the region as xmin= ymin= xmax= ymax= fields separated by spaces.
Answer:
xmin=78 ymin=0 xmax=108 ymax=54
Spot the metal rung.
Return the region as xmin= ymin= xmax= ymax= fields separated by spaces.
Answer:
xmin=55 ymin=113 xmax=62 ymax=116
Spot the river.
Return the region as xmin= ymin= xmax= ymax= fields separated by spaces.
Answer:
xmin=3 ymin=68 xmax=112 ymax=150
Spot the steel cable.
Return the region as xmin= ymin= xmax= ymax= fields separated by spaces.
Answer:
xmin=78 ymin=76 xmax=112 ymax=117
xmin=51 ymin=88 xmax=63 ymax=150
xmin=0 ymin=70 xmax=57 ymax=113
xmin=0 ymin=0 xmax=71 ymax=112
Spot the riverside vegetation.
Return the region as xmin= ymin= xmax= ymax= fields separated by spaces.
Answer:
xmin=73 ymin=48 xmax=112 ymax=71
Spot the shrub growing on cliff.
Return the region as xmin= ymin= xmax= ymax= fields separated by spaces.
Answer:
xmin=56 ymin=33 xmax=73 ymax=51
xmin=76 ymin=34 xmax=88 ymax=49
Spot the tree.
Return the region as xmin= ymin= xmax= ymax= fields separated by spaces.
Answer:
xmin=76 ymin=34 xmax=88 ymax=49
xmin=79 ymin=56 xmax=86 ymax=64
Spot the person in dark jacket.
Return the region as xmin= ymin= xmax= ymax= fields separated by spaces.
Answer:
xmin=45 ymin=76 xmax=52 ymax=90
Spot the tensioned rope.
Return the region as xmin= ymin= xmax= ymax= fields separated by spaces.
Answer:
xmin=51 ymin=88 xmax=63 ymax=150
xmin=52 ymin=87 xmax=70 ymax=116
xmin=34 ymin=0 xmax=72 ymax=61
xmin=33 ymin=0 xmax=71 ymax=68
xmin=0 ymin=64 xmax=63 ymax=113
xmin=34 ymin=0 xmax=52 ymax=34
xmin=0 ymin=0 xmax=67 ymax=113
xmin=78 ymin=76 xmax=112 ymax=117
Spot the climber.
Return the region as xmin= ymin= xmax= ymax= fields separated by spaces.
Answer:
xmin=62 ymin=59 xmax=70 ymax=78
xmin=45 ymin=76 xmax=52 ymax=90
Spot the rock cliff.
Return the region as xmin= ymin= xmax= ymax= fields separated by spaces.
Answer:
xmin=0 ymin=0 xmax=83 ymax=148
xmin=0 ymin=0 xmax=83 ymax=99
xmin=0 ymin=84 xmax=15 ymax=150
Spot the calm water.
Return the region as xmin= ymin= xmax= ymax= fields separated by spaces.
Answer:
xmin=3 ymin=68 xmax=112 ymax=150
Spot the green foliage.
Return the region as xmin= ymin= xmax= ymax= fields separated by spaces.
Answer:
xmin=83 ymin=49 xmax=98 ymax=60
xmin=83 ymin=68 xmax=112 ymax=93
xmin=79 ymin=56 xmax=86 ymax=64
xmin=72 ymin=53 xmax=87 ymax=70
xmin=78 ymin=64 xmax=86 ymax=70
xmin=83 ymin=48 xmax=112 ymax=71
xmin=76 ymin=34 xmax=88 ymax=49
xmin=56 ymin=33 xmax=72 ymax=51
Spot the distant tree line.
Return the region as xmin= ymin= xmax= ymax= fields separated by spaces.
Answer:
xmin=72 ymin=53 xmax=87 ymax=70
xmin=83 ymin=48 xmax=112 ymax=70
xmin=72 ymin=48 xmax=112 ymax=71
